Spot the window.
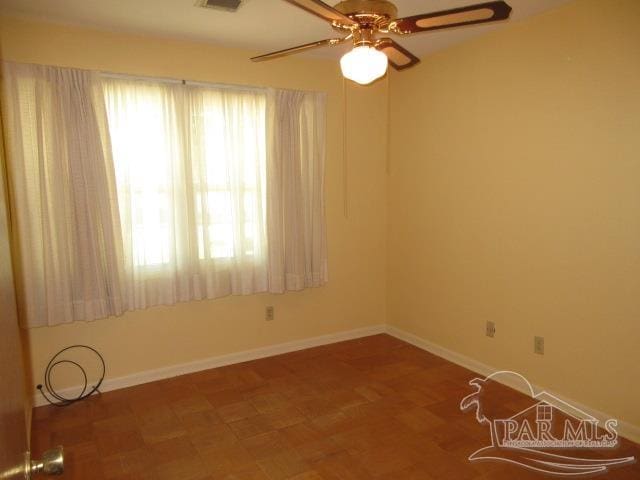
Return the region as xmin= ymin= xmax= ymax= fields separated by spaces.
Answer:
xmin=194 ymin=90 xmax=266 ymax=261
xmin=103 ymin=79 xmax=267 ymax=269
xmin=537 ymin=404 xmax=553 ymax=422
xmin=104 ymin=83 xmax=176 ymax=266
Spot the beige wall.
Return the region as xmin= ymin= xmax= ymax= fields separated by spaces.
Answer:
xmin=0 ymin=16 xmax=389 ymax=392
xmin=388 ymin=0 xmax=640 ymax=428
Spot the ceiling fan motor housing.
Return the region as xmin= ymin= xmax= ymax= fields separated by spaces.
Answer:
xmin=333 ymin=0 xmax=398 ymax=28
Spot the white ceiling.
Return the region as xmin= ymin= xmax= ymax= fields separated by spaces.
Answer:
xmin=0 ymin=0 xmax=571 ymax=59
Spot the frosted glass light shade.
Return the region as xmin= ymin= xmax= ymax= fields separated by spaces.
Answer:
xmin=340 ymin=46 xmax=388 ymax=85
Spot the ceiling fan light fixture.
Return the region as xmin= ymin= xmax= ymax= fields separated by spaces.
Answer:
xmin=340 ymin=46 xmax=388 ymax=85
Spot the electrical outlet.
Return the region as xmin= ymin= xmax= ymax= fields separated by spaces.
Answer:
xmin=265 ymin=306 xmax=274 ymax=321
xmin=486 ymin=321 xmax=496 ymax=338
xmin=534 ymin=336 xmax=544 ymax=355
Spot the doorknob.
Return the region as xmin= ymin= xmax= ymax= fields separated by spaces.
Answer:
xmin=0 ymin=447 xmax=63 ymax=480
xmin=25 ymin=446 xmax=64 ymax=478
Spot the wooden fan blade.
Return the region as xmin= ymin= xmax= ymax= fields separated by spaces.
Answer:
xmin=390 ymin=1 xmax=512 ymax=35
xmin=283 ymin=0 xmax=358 ymax=26
xmin=251 ymin=37 xmax=348 ymax=62
xmin=376 ymin=38 xmax=420 ymax=71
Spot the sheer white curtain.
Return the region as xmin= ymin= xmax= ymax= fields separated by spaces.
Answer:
xmin=2 ymin=62 xmax=328 ymax=327
xmin=102 ymin=78 xmax=269 ymax=309
xmin=266 ymin=89 xmax=328 ymax=292
xmin=1 ymin=62 xmax=127 ymax=327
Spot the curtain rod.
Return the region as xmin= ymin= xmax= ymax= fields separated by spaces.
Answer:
xmin=99 ymin=71 xmax=270 ymax=94
xmin=99 ymin=70 xmax=326 ymax=96
xmin=2 ymin=60 xmax=324 ymax=95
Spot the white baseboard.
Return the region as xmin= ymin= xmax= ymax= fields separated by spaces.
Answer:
xmin=33 ymin=324 xmax=386 ymax=408
xmin=386 ymin=325 xmax=640 ymax=445
xmin=33 ymin=322 xmax=639 ymax=444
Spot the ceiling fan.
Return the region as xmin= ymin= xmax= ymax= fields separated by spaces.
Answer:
xmin=251 ymin=0 xmax=512 ymax=85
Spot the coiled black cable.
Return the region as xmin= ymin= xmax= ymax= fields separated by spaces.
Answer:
xmin=36 ymin=345 xmax=105 ymax=407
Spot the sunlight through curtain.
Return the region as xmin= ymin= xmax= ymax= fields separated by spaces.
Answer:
xmin=103 ymin=78 xmax=269 ymax=309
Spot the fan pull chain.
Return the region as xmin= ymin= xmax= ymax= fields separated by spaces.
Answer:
xmin=385 ymin=73 xmax=391 ymax=175
xmin=342 ymin=76 xmax=349 ymax=219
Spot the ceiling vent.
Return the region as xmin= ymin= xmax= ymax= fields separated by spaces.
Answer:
xmin=197 ymin=0 xmax=242 ymax=12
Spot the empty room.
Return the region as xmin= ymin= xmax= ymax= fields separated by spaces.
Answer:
xmin=0 ymin=0 xmax=638 ymax=479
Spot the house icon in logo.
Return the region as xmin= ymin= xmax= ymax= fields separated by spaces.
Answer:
xmin=460 ymin=371 xmax=635 ymax=477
